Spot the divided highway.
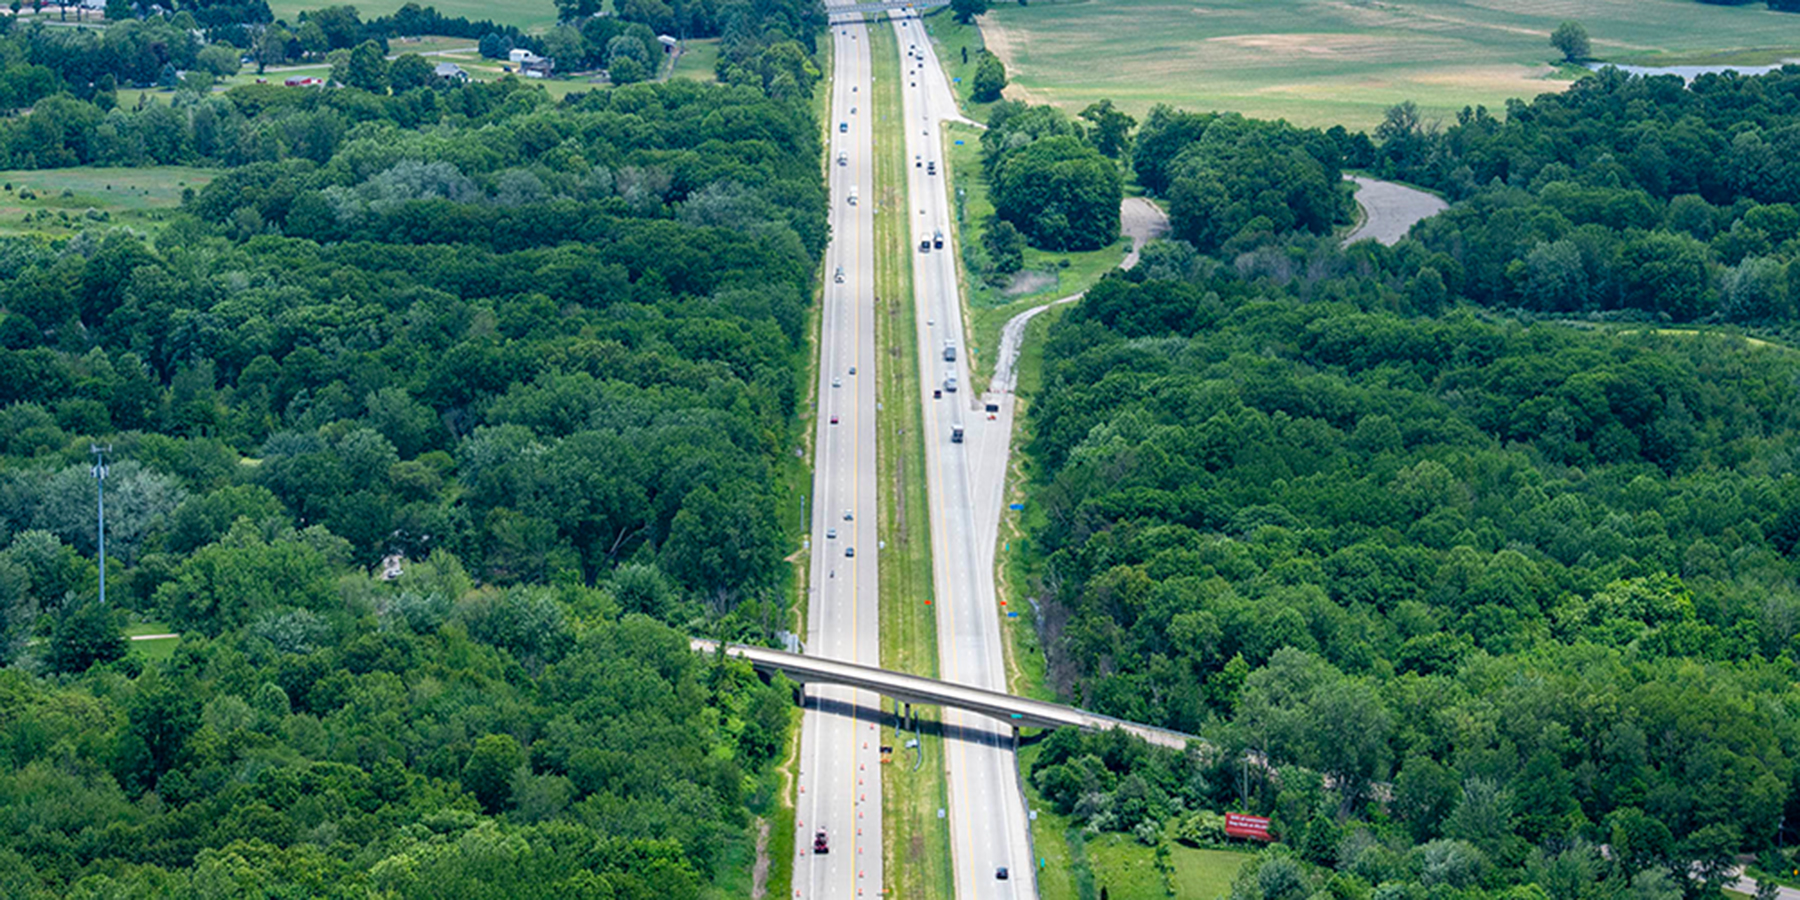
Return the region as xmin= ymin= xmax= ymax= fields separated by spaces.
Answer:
xmin=893 ymin=13 xmax=1038 ymax=897
xmin=793 ymin=17 xmax=884 ymax=899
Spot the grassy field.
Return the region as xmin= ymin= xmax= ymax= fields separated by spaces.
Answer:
xmin=976 ymin=0 xmax=1800 ymax=129
xmin=672 ymin=39 xmax=722 ymax=82
xmin=870 ymin=24 xmax=957 ymax=900
xmin=125 ymin=621 xmax=180 ymax=662
xmin=266 ymin=0 xmax=558 ymax=32
xmin=0 ymin=166 xmax=214 ymax=235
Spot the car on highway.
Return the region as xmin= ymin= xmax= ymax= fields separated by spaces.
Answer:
xmin=826 ymin=528 xmax=837 ymax=539
xmin=830 ymin=414 xmax=839 ymax=424
xmin=834 ymin=267 xmax=845 ymax=282
xmin=919 ymin=239 xmax=930 ymax=253
xmin=838 ymin=151 xmax=847 ymax=166
xmin=814 ymin=831 xmax=830 ymax=854
xmin=927 ymin=161 xmax=936 ymax=176
xmin=832 ymin=377 xmax=841 ymax=387
xmin=996 ymin=866 xmax=1009 ymax=880
xmin=943 ymin=375 xmax=958 ymax=393
xmin=915 ymin=155 xmax=922 ymax=167
xmin=850 ymin=106 xmax=856 ymax=114
xmin=933 ymin=230 xmax=944 ymax=248
xmin=848 ymin=366 xmax=857 ymax=374
xmin=845 ymin=547 xmax=855 ymax=557
xmin=844 ymin=510 xmax=853 ymax=520
xmin=839 ymin=122 xmax=848 ymax=133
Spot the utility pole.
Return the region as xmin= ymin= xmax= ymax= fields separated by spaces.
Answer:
xmin=91 ymin=445 xmax=110 ymax=606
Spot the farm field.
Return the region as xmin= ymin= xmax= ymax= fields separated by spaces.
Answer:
xmin=266 ymin=0 xmax=558 ymax=32
xmin=974 ymin=0 xmax=1800 ymax=129
xmin=0 ymin=166 xmax=214 ymax=234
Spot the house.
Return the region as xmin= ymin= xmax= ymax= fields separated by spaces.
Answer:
xmin=433 ymin=62 xmax=468 ymax=82
xmin=520 ymin=57 xmax=554 ymax=77
xmin=508 ymin=48 xmax=542 ymax=65
xmin=657 ymin=34 xmax=680 ymax=53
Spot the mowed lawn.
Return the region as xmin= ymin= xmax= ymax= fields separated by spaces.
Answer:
xmin=266 ymin=0 xmax=558 ymax=32
xmin=976 ymin=0 xmax=1800 ymax=129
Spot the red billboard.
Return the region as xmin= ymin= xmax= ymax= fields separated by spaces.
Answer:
xmin=1224 ymin=813 xmax=1273 ymax=841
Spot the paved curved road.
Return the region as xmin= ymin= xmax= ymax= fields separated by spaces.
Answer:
xmin=1342 ymin=175 xmax=1448 ymax=246
xmin=991 ymin=197 xmax=1167 ymax=393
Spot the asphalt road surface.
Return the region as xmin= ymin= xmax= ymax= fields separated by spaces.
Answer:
xmin=1342 ymin=175 xmax=1448 ymax=246
xmin=892 ymin=13 xmax=1038 ymax=898
xmin=793 ymin=17 xmax=885 ymax=899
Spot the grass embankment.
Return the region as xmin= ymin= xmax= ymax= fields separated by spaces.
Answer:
xmin=125 ymin=621 xmax=179 ymax=662
xmin=868 ymin=22 xmax=956 ymax=900
xmin=0 ymin=167 xmax=214 ymax=235
xmin=974 ymin=0 xmax=1800 ymax=129
xmin=940 ymin=120 xmax=1126 ymax=393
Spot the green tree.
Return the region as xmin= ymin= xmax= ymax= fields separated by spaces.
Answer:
xmin=1080 ymin=99 xmax=1137 ymax=159
xmin=991 ymin=134 xmax=1122 ymax=251
xmin=950 ymin=0 xmax=989 ymax=24
xmin=972 ymin=51 xmax=1007 ymax=103
xmin=345 ymin=40 xmax=389 ymax=92
xmin=47 ymin=598 xmax=127 ymax=674
xmin=983 ymin=218 xmax=1027 ymax=274
xmin=463 ymin=732 xmax=527 ymax=813
xmin=388 ymin=53 xmax=435 ymax=92
xmin=1550 ymin=21 xmax=1590 ymax=62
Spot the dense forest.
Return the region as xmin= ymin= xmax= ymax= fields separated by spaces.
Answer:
xmin=0 ymin=0 xmax=824 ymax=891
xmin=1020 ymin=258 xmax=1800 ymax=894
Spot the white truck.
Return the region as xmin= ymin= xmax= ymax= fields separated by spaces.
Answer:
xmin=848 ymin=185 xmax=858 ymax=206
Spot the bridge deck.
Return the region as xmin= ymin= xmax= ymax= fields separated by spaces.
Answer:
xmin=692 ymin=639 xmax=1197 ymax=750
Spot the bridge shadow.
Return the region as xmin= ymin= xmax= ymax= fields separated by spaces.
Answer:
xmin=803 ymin=693 xmax=1040 ymax=750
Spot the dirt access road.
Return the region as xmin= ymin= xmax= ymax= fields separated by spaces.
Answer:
xmin=1343 ymin=175 xmax=1448 ymax=246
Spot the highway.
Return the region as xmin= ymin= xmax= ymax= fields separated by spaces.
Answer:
xmin=892 ymin=13 xmax=1039 ymax=897
xmin=793 ymin=17 xmax=884 ymax=900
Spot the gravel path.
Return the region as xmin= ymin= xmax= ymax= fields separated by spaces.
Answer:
xmin=990 ymin=198 xmax=1167 ymax=392
xmin=1342 ymin=175 xmax=1448 ymax=246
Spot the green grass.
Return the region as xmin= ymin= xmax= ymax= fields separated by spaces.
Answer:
xmin=266 ymin=0 xmax=558 ymax=33
xmin=1020 ymin=742 xmax=1254 ymax=900
xmin=975 ymin=0 xmax=1800 ymax=129
xmin=918 ymin=12 xmax=1003 ymax=122
xmin=672 ymin=39 xmax=722 ymax=83
xmin=868 ymin=23 xmax=957 ymax=900
xmin=0 ymin=166 xmax=215 ymax=235
xmin=942 ymin=120 xmax=1126 ymax=392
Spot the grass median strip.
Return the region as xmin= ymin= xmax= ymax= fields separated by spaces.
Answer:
xmin=869 ymin=21 xmax=957 ymax=900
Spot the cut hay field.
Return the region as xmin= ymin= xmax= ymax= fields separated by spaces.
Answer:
xmin=266 ymin=0 xmax=558 ymax=33
xmin=974 ymin=0 xmax=1800 ymax=129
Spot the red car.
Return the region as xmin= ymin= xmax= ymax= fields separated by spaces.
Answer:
xmin=830 ymin=414 xmax=839 ymax=424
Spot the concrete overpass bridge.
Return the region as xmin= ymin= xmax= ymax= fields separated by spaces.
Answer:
xmin=826 ymin=0 xmax=947 ymax=23
xmin=691 ymin=638 xmax=1198 ymax=750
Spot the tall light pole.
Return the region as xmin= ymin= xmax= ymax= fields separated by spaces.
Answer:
xmin=91 ymin=445 xmax=110 ymax=606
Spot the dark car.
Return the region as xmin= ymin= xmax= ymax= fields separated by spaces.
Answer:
xmin=996 ymin=866 xmax=1009 ymax=880
xmin=845 ymin=547 xmax=855 ymax=557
